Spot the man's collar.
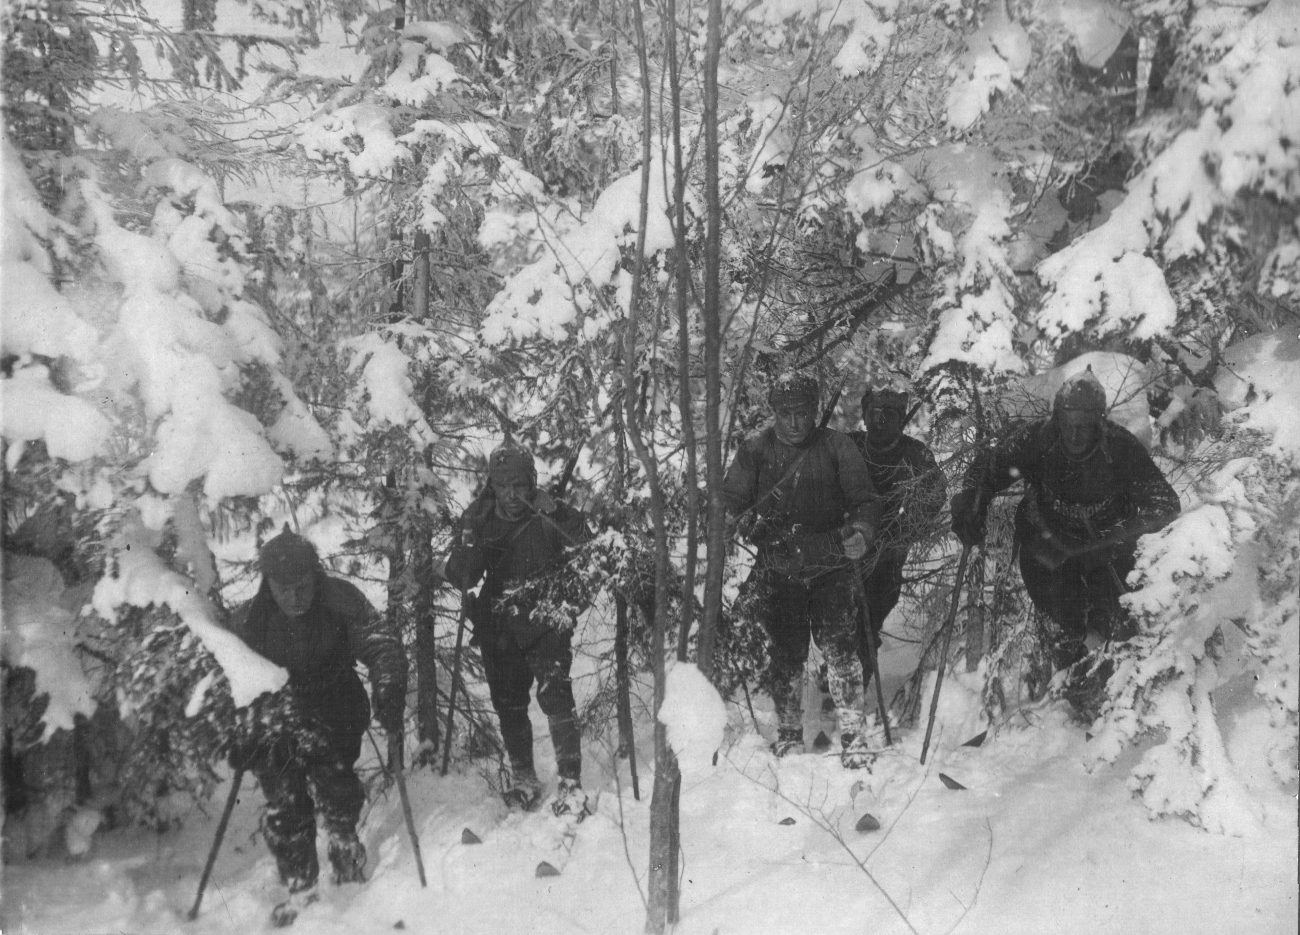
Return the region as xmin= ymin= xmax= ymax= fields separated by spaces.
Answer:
xmin=866 ymin=434 xmax=901 ymax=454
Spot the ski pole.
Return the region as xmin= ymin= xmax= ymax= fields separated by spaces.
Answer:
xmin=850 ymin=565 xmax=892 ymax=746
xmin=440 ymin=595 xmax=469 ymax=777
xmin=920 ymin=544 xmax=972 ymax=765
xmin=188 ymin=767 xmax=244 ymax=921
xmin=389 ymin=733 xmax=427 ymax=887
xmin=1080 ymin=513 xmax=1127 ymax=596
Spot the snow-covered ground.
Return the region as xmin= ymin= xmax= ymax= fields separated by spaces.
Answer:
xmin=4 ymin=635 xmax=1294 ymax=935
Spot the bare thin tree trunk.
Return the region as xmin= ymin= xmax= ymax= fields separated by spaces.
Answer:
xmin=627 ymin=1 xmax=680 ymax=929
xmin=698 ymin=0 xmax=725 ymax=679
xmin=966 ymin=553 xmax=985 ymax=672
xmin=612 ymin=411 xmax=640 ymax=799
xmin=412 ymin=525 xmax=439 ymax=759
xmin=665 ymin=0 xmax=696 ymax=664
xmin=383 ymin=470 xmax=408 ymax=731
xmin=413 ymin=229 xmax=430 ymax=320
xmin=615 ymin=594 xmax=640 ymax=799
xmin=388 ymin=0 xmax=407 ymax=322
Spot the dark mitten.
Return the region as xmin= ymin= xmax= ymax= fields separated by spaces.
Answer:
xmin=227 ymin=736 xmax=261 ymax=772
xmin=1078 ymin=540 xmax=1122 ymax=573
xmin=374 ymin=686 xmax=405 ymax=734
xmin=1028 ymin=527 xmax=1072 ymax=570
xmin=1078 ymin=526 xmax=1133 ymax=573
xmin=949 ymin=488 xmax=987 ymax=547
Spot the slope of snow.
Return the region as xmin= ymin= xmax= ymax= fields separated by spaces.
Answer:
xmin=4 ymin=639 xmax=1294 ymax=935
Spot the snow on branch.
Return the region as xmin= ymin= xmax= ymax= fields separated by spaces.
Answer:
xmin=916 ymin=146 xmax=1026 ymax=379
xmin=479 ymin=159 xmax=676 ymax=346
xmin=744 ymin=0 xmax=900 ymax=76
xmin=341 ymin=328 xmax=438 ymax=448
xmin=659 ymin=662 xmax=729 ymax=777
xmin=92 ymin=517 xmax=287 ymax=708
xmin=1091 ymin=455 xmax=1297 ymax=834
xmin=945 ymin=2 xmax=1032 ymax=131
xmin=1036 ymin=0 xmax=1300 ymax=343
xmin=299 ymin=102 xmax=412 ymax=178
xmin=2 ymin=556 xmax=96 ymax=741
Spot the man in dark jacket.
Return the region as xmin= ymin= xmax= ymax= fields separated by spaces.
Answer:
xmin=434 ymin=445 xmax=593 ymax=817
xmin=949 ymin=368 xmax=1180 ymax=716
xmin=847 ymin=387 xmax=946 ymax=686
xmin=232 ymin=527 xmax=407 ymax=927
xmin=722 ymin=372 xmax=881 ymax=768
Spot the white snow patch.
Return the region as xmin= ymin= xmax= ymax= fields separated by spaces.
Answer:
xmin=1 ymin=555 xmax=96 ymax=741
xmin=480 ymin=160 xmax=677 ymax=345
xmin=1215 ymin=327 xmax=1300 ymax=464
xmin=658 ymin=662 xmax=728 ymax=776
xmin=746 ymin=0 xmax=899 ymax=76
xmin=299 ymin=103 xmax=411 ymax=178
xmin=946 ymin=3 xmax=1032 ymax=131
xmin=342 ymin=331 xmax=437 ymax=446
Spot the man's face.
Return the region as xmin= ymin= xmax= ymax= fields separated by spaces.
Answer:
xmin=773 ymin=404 xmax=817 ymax=446
xmin=268 ymin=571 xmax=316 ymax=618
xmin=1056 ymin=408 xmax=1100 ymax=457
xmin=865 ymin=402 xmax=904 ymax=448
xmin=493 ymin=477 xmax=535 ymax=520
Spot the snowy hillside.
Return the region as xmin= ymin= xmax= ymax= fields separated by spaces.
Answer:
xmin=3 ymin=639 xmax=1295 ymax=934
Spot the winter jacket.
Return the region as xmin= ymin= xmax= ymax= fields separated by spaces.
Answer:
xmin=445 ymin=489 xmax=592 ymax=648
xmin=847 ymin=432 xmax=946 ymax=555
xmin=961 ymin=418 xmax=1180 ymax=560
xmin=237 ymin=572 xmax=407 ymax=742
xmin=722 ymin=426 xmax=881 ymax=579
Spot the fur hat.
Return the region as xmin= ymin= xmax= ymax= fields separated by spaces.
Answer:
xmin=259 ymin=525 xmax=319 ymax=583
xmin=488 ymin=445 xmax=537 ymax=486
xmin=1054 ymin=366 xmax=1107 ymax=414
xmin=768 ymin=371 xmax=819 ymax=410
xmin=862 ymin=387 xmax=909 ymax=412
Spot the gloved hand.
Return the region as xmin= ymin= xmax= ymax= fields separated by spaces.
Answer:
xmin=950 ymin=488 xmax=987 ymax=547
xmin=227 ymin=735 xmax=261 ymax=772
xmin=840 ymin=524 xmax=872 ymax=561
xmin=746 ymin=516 xmax=776 ymax=545
xmin=374 ymin=686 xmax=405 ymax=734
xmin=1078 ymin=536 xmax=1126 ymax=573
xmin=1030 ymin=528 xmax=1072 ymax=571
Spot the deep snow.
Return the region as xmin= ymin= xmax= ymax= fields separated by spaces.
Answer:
xmin=3 ymin=631 xmax=1295 ymax=935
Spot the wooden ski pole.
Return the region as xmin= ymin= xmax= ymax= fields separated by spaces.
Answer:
xmin=850 ymin=567 xmax=892 ymax=746
xmin=440 ymin=595 xmax=469 ymax=777
xmin=389 ymin=733 xmax=427 ymax=887
xmin=188 ymin=768 xmax=244 ymax=921
xmin=920 ymin=544 xmax=972 ymax=765
xmin=614 ymin=594 xmax=641 ymax=800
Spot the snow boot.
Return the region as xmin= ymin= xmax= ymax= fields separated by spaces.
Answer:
xmin=770 ymin=727 xmax=803 ymax=758
xmin=502 ymin=768 xmax=544 ymax=811
xmin=551 ymin=777 xmax=592 ymax=821
xmin=1061 ymin=656 xmax=1114 ymax=724
xmin=327 ymin=831 xmax=367 ymax=885
xmin=839 ymin=733 xmax=874 ymax=770
xmin=271 ymin=884 xmax=319 ymax=928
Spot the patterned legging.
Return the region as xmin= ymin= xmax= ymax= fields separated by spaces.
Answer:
xmin=254 ymin=741 xmax=364 ymax=891
xmin=741 ymin=567 xmax=866 ymax=739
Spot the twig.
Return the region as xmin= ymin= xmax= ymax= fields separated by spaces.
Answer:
xmin=941 ymin=819 xmax=994 ymax=935
xmin=604 ymin=736 xmax=648 ymax=909
xmin=727 ymin=753 xmax=922 ymax=935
